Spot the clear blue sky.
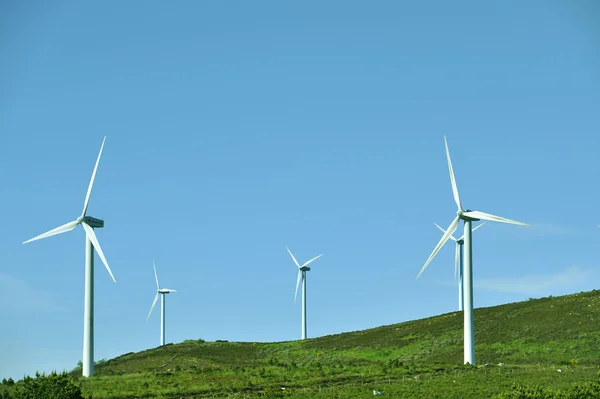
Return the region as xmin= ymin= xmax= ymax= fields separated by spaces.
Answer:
xmin=1 ymin=0 xmax=599 ymax=380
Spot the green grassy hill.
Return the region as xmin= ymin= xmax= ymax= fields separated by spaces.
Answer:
xmin=10 ymin=290 xmax=600 ymax=398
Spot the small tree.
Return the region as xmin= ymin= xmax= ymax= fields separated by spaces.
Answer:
xmin=14 ymin=371 xmax=83 ymax=399
xmin=70 ymin=361 xmax=83 ymax=373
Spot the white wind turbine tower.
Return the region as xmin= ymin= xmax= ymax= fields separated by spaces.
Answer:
xmin=433 ymin=221 xmax=486 ymax=311
xmin=417 ymin=136 xmax=528 ymax=365
xmin=147 ymin=261 xmax=177 ymax=347
xmin=286 ymin=246 xmax=323 ymax=340
xmin=22 ymin=136 xmax=115 ymax=377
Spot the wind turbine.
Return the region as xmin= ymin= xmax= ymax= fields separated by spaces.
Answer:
xmin=417 ymin=136 xmax=527 ymax=365
xmin=147 ymin=260 xmax=177 ymax=346
xmin=433 ymin=221 xmax=486 ymax=311
xmin=22 ymin=136 xmax=115 ymax=377
xmin=286 ymin=246 xmax=323 ymax=340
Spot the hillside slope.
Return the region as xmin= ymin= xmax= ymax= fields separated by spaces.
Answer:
xmin=79 ymin=290 xmax=600 ymax=398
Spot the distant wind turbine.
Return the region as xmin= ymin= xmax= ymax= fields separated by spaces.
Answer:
xmin=417 ymin=136 xmax=528 ymax=365
xmin=22 ymin=137 xmax=115 ymax=377
xmin=286 ymin=246 xmax=323 ymax=340
xmin=147 ymin=261 xmax=177 ymax=346
xmin=433 ymin=221 xmax=486 ymax=311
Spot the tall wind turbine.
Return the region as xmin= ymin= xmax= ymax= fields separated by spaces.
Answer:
xmin=22 ymin=136 xmax=115 ymax=377
xmin=417 ymin=136 xmax=527 ymax=365
xmin=147 ymin=261 xmax=177 ymax=346
xmin=286 ymin=246 xmax=323 ymax=340
xmin=433 ymin=221 xmax=486 ymax=311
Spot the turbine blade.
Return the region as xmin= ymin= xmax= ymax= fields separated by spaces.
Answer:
xmin=302 ymin=253 xmax=323 ymax=267
xmin=153 ymin=260 xmax=160 ymax=289
xmin=164 ymin=289 xmax=177 ymax=292
xmin=22 ymin=220 xmax=79 ymax=244
xmin=454 ymin=242 xmax=459 ymax=281
xmin=472 ymin=221 xmax=487 ymax=232
xmin=433 ymin=222 xmax=456 ymax=241
xmin=82 ymin=222 xmax=116 ymax=283
xmin=444 ymin=136 xmax=462 ymax=210
xmin=286 ymin=246 xmax=300 ymax=268
xmin=294 ymin=270 xmax=302 ymax=304
xmin=462 ymin=211 xmax=528 ymax=226
xmin=417 ymin=216 xmax=460 ymax=279
xmin=147 ymin=292 xmax=159 ymax=320
xmin=81 ymin=136 xmax=106 ymax=218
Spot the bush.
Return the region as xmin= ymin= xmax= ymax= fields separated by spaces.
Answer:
xmin=13 ymin=371 xmax=83 ymax=399
xmin=70 ymin=361 xmax=83 ymax=373
xmin=495 ymin=380 xmax=600 ymax=399
xmin=494 ymin=384 xmax=556 ymax=399
xmin=566 ymin=380 xmax=600 ymax=399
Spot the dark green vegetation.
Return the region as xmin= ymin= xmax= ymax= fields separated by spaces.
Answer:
xmin=3 ymin=290 xmax=600 ymax=398
xmin=0 ymin=371 xmax=83 ymax=399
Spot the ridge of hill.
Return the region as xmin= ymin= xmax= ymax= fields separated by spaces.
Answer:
xmin=12 ymin=290 xmax=600 ymax=398
xmin=98 ymin=289 xmax=600 ymax=375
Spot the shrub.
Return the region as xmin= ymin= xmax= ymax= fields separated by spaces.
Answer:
xmin=566 ymin=380 xmax=600 ymax=399
xmin=95 ymin=358 xmax=108 ymax=366
xmin=13 ymin=371 xmax=83 ymax=399
xmin=71 ymin=361 xmax=83 ymax=373
xmin=494 ymin=384 xmax=556 ymax=399
xmin=495 ymin=380 xmax=600 ymax=399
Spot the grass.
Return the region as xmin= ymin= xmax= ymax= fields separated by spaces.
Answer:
xmin=5 ymin=290 xmax=600 ymax=398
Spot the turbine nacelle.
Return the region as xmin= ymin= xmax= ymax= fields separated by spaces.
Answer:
xmin=457 ymin=210 xmax=480 ymax=222
xmin=82 ymin=216 xmax=104 ymax=229
xmin=299 ymin=266 xmax=311 ymax=272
